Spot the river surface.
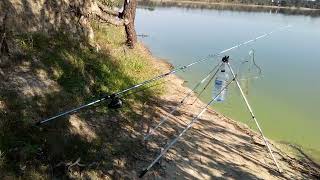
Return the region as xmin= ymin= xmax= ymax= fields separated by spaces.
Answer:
xmin=135 ymin=7 xmax=320 ymax=162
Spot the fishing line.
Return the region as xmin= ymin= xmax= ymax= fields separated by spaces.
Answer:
xmin=250 ymin=50 xmax=262 ymax=76
xmin=143 ymin=61 xmax=223 ymax=141
xmin=36 ymin=25 xmax=291 ymax=125
xmin=237 ymin=49 xmax=262 ymax=80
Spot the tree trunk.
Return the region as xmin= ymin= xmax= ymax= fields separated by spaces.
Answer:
xmin=120 ymin=0 xmax=137 ymax=48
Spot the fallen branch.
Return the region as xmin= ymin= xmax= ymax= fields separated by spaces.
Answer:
xmin=56 ymin=157 xmax=86 ymax=172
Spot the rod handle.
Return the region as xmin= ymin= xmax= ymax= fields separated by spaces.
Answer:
xmin=138 ymin=169 xmax=148 ymax=178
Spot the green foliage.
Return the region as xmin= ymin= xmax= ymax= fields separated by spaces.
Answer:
xmin=147 ymin=0 xmax=320 ymax=9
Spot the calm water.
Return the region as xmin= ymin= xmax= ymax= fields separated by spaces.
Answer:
xmin=136 ymin=7 xmax=320 ymax=161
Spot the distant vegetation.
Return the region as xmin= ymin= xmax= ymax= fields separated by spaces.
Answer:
xmin=139 ymin=0 xmax=320 ymax=16
xmin=143 ymin=0 xmax=320 ymax=9
xmin=216 ymin=0 xmax=320 ymax=9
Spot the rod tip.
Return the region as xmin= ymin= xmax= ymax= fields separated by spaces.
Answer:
xmin=35 ymin=121 xmax=42 ymax=126
xmin=138 ymin=169 xmax=148 ymax=178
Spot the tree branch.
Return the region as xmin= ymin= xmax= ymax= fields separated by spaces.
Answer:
xmin=95 ymin=13 xmax=124 ymax=26
xmin=96 ymin=1 xmax=121 ymax=17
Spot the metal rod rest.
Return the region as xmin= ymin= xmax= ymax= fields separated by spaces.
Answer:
xmin=226 ymin=62 xmax=282 ymax=173
xmin=139 ymin=75 xmax=235 ymax=177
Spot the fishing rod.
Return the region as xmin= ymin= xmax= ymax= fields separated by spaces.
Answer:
xmin=143 ymin=61 xmax=223 ymax=141
xmin=139 ymin=70 xmax=236 ymax=178
xmin=36 ymin=26 xmax=290 ymax=125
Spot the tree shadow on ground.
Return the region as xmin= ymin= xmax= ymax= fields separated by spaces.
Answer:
xmin=140 ymin=95 xmax=320 ymax=179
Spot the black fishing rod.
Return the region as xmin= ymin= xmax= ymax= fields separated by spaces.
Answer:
xmin=36 ymin=26 xmax=290 ymax=125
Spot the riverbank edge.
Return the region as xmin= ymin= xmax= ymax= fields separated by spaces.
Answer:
xmin=138 ymin=42 xmax=320 ymax=171
xmin=138 ymin=0 xmax=320 ymax=11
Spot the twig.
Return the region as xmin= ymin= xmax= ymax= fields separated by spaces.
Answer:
xmin=56 ymin=157 xmax=86 ymax=172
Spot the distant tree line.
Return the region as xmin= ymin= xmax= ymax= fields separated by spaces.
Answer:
xmin=204 ymin=0 xmax=320 ymax=9
xmin=158 ymin=0 xmax=320 ymax=9
xmin=142 ymin=0 xmax=320 ymax=9
xmin=139 ymin=0 xmax=320 ymax=16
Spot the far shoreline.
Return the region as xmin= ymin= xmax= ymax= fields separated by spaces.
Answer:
xmin=141 ymin=0 xmax=320 ymax=11
xmin=138 ymin=0 xmax=320 ymax=16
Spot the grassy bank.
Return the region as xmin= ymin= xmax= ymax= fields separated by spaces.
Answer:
xmin=0 ymin=23 xmax=164 ymax=178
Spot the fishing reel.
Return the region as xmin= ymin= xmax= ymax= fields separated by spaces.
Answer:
xmin=105 ymin=94 xmax=123 ymax=109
